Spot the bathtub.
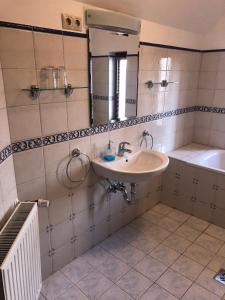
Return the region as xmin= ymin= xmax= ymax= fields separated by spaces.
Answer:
xmin=191 ymin=149 xmax=225 ymax=173
xmin=168 ymin=143 xmax=225 ymax=174
xmin=162 ymin=143 xmax=225 ymax=228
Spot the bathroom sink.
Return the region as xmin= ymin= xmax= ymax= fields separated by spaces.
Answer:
xmin=92 ymin=149 xmax=169 ymax=183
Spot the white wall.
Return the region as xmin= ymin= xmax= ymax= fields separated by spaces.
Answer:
xmin=0 ymin=0 xmax=203 ymax=49
xmin=203 ymin=15 xmax=225 ymax=49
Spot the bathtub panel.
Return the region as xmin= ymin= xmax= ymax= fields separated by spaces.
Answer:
xmin=193 ymin=168 xmax=216 ymax=204
xmin=176 ymin=194 xmax=193 ymax=215
xmin=211 ymin=207 xmax=225 ymax=229
xmin=192 ymin=201 xmax=212 ymax=222
xmin=215 ymin=174 xmax=225 ymax=210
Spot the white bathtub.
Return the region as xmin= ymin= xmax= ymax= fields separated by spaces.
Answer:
xmin=163 ymin=143 xmax=225 ymax=228
xmin=191 ymin=149 xmax=225 ymax=172
xmin=168 ymin=143 xmax=225 ymax=174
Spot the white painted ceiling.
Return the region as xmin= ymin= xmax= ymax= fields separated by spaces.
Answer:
xmin=77 ymin=0 xmax=225 ymax=34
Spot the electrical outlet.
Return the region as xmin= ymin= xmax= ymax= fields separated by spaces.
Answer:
xmin=61 ymin=13 xmax=82 ymax=31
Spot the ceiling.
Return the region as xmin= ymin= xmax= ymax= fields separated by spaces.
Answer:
xmin=77 ymin=0 xmax=225 ymax=34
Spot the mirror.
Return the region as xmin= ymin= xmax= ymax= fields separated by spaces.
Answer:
xmin=89 ymin=28 xmax=140 ymax=126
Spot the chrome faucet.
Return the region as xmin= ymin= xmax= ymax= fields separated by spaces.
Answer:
xmin=118 ymin=142 xmax=132 ymax=157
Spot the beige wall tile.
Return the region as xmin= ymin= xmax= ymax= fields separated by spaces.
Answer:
xmin=198 ymin=71 xmax=217 ymax=89
xmin=216 ymin=71 xmax=225 ymax=89
xmin=0 ymin=67 xmax=6 ymax=109
xmin=3 ymin=68 xmax=37 ymax=107
xmin=49 ymin=196 xmax=72 ymax=225
xmin=167 ymin=50 xmax=190 ymax=71
xmin=45 ymin=171 xmax=70 ymax=200
xmin=8 ymin=104 xmax=42 ymax=142
xmin=201 ymin=52 xmax=220 ymax=72
xmin=43 ymin=142 xmax=70 ymax=173
xmin=139 ymin=46 xmax=168 ymax=71
xmin=0 ymin=156 xmax=16 ymax=199
xmin=67 ymin=100 xmax=89 ymax=131
xmin=0 ymin=108 xmax=10 ymax=149
xmin=66 ymin=70 xmax=88 ymax=87
xmin=40 ymin=102 xmax=68 ymax=135
xmin=14 ymin=148 xmax=45 ymax=184
xmin=63 ymin=36 xmax=88 ymax=70
xmin=17 ymin=176 xmax=46 ymax=201
xmin=34 ymin=32 xmax=64 ymax=68
xmin=67 ymin=88 xmax=88 ymax=102
xmin=0 ymin=28 xmax=35 ymax=68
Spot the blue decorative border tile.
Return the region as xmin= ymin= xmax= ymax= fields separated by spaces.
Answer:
xmin=0 ymin=145 xmax=12 ymax=164
xmin=196 ymin=105 xmax=225 ymax=114
xmin=43 ymin=132 xmax=68 ymax=146
xmin=11 ymin=138 xmax=42 ymax=153
xmin=1 ymin=105 xmax=225 ymax=165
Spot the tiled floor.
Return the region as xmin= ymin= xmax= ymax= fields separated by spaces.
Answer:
xmin=40 ymin=203 xmax=225 ymax=299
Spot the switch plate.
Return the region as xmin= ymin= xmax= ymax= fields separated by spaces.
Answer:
xmin=61 ymin=13 xmax=82 ymax=31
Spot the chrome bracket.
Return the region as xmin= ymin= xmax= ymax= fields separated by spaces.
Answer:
xmin=64 ymin=84 xmax=74 ymax=97
xmin=30 ymin=85 xmax=40 ymax=100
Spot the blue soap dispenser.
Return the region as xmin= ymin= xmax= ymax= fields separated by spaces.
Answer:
xmin=103 ymin=140 xmax=116 ymax=161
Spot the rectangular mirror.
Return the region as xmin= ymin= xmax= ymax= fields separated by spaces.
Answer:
xmin=89 ymin=28 xmax=140 ymax=126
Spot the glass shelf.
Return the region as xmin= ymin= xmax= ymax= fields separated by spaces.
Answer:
xmin=145 ymin=80 xmax=175 ymax=89
xmin=21 ymin=85 xmax=88 ymax=99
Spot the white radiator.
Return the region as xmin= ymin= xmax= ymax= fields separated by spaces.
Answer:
xmin=0 ymin=202 xmax=42 ymax=300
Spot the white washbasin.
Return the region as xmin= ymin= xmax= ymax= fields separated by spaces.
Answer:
xmin=92 ymin=149 xmax=169 ymax=183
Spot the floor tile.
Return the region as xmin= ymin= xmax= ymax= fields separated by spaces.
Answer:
xmin=140 ymin=283 xmax=178 ymax=300
xmin=114 ymin=225 xmax=140 ymax=243
xmin=181 ymin=283 xmax=220 ymax=300
xmin=77 ymin=270 xmax=113 ymax=299
xmin=171 ymin=255 xmax=204 ymax=280
xmin=208 ymin=255 xmax=225 ymax=272
xmin=99 ymin=235 xmax=126 ymax=255
xmin=195 ymin=233 xmax=224 ymax=253
xmin=175 ymin=224 xmax=201 ymax=242
xmin=41 ymin=204 xmax=225 ymax=300
xmin=184 ymin=216 xmax=209 ymax=232
xmin=135 ymin=255 xmax=167 ymax=281
xmin=218 ymin=244 xmax=225 ymax=257
xmin=151 ymin=203 xmax=174 ymax=215
xmin=184 ymin=243 xmax=214 ymax=266
xmin=117 ymin=269 xmax=153 ymax=299
xmin=60 ymin=256 xmax=93 ymax=284
xmin=146 ymin=225 xmax=171 ymax=241
xmin=150 ymin=244 xmax=180 ymax=266
xmin=41 ymin=271 xmax=73 ymax=300
xmin=81 ymin=246 xmax=112 ymax=268
xmin=129 ymin=217 xmax=153 ymax=232
xmin=168 ymin=210 xmax=190 ymax=223
xmin=99 ymin=284 xmax=132 ymax=300
xmin=130 ymin=232 xmax=159 ymax=253
xmin=55 ymin=286 xmax=89 ymax=300
xmin=196 ymin=268 xmax=225 ymax=297
xmin=156 ymin=216 xmax=181 ymax=232
xmin=206 ymin=224 xmax=225 ymax=241
xmin=163 ymin=233 xmax=191 ymax=253
xmin=97 ymin=254 xmax=130 ymax=282
xmin=156 ymin=269 xmax=192 ymax=298
xmin=113 ymin=243 xmax=145 ymax=267
xmin=141 ymin=210 xmax=164 ymax=225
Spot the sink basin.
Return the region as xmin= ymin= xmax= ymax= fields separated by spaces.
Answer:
xmin=92 ymin=149 xmax=169 ymax=183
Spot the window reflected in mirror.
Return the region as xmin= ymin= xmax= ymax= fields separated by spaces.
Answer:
xmin=89 ymin=28 xmax=139 ymax=126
